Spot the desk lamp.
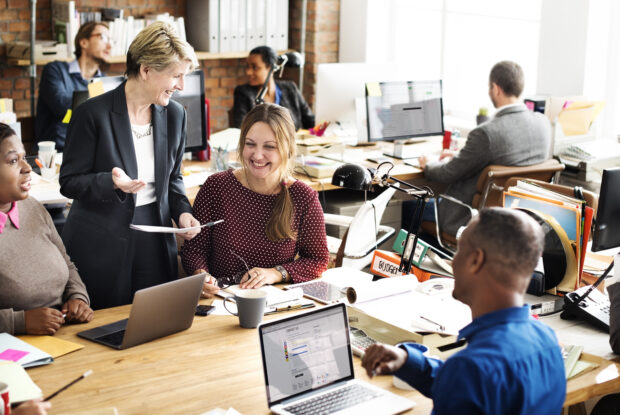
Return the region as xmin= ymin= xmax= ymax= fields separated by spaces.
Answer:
xmin=255 ymin=51 xmax=303 ymax=105
xmin=331 ymin=162 xmax=434 ymax=273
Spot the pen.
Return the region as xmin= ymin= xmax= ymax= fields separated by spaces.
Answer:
xmin=44 ymin=370 xmax=92 ymax=401
xmin=419 ymin=315 xmax=445 ymax=332
xmin=267 ymin=304 xmax=314 ymax=314
xmin=35 ymin=158 xmax=43 ymax=169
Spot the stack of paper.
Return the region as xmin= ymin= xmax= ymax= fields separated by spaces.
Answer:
xmin=17 ymin=335 xmax=84 ymax=359
xmin=0 ymin=333 xmax=53 ymax=368
xmin=0 ymin=361 xmax=42 ymax=403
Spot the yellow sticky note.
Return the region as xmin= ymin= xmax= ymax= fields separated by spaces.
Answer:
xmin=17 ymin=335 xmax=84 ymax=358
xmin=366 ymin=82 xmax=382 ymax=97
xmin=62 ymin=109 xmax=72 ymax=124
xmin=88 ymin=80 xmax=105 ymax=97
xmin=0 ymin=99 xmax=5 ymax=113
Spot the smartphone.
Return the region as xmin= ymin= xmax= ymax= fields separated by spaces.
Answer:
xmin=195 ymin=305 xmax=215 ymax=316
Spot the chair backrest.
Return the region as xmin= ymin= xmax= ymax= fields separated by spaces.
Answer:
xmin=343 ymin=186 xmax=397 ymax=257
xmin=504 ymin=177 xmax=599 ymax=215
xmin=472 ymin=159 xmax=565 ymax=209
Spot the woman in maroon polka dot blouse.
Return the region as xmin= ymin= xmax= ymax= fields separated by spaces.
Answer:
xmin=181 ymin=104 xmax=329 ymax=298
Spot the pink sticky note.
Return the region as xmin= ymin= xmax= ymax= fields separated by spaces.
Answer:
xmin=0 ymin=348 xmax=29 ymax=362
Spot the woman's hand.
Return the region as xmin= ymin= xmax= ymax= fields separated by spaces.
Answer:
xmin=24 ymin=308 xmax=65 ymax=335
xmin=61 ymin=299 xmax=94 ymax=323
xmin=239 ymin=267 xmax=280 ymax=289
xmin=195 ymin=269 xmax=220 ymax=298
xmin=177 ymin=212 xmax=200 ymax=240
xmin=112 ymin=167 xmax=146 ymax=193
xmin=12 ymin=399 xmax=52 ymax=415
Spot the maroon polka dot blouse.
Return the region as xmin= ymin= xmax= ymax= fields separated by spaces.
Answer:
xmin=181 ymin=170 xmax=329 ymax=283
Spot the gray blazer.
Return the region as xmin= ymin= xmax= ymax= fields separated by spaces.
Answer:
xmin=424 ymin=104 xmax=551 ymax=235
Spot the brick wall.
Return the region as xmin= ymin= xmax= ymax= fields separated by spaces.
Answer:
xmin=0 ymin=0 xmax=339 ymax=133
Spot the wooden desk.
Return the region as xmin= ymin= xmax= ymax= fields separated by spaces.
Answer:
xmin=25 ymin=301 xmax=620 ymax=414
xmin=28 ymin=304 xmax=432 ymax=414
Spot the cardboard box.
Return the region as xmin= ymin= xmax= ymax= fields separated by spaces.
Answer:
xmin=7 ymin=41 xmax=68 ymax=61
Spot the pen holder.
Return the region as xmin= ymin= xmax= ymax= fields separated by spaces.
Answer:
xmin=212 ymin=147 xmax=230 ymax=172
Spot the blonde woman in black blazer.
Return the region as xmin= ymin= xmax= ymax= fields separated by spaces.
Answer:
xmin=60 ymin=22 xmax=201 ymax=309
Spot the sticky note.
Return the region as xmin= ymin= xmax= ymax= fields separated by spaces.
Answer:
xmin=0 ymin=99 xmax=5 ymax=113
xmin=62 ymin=109 xmax=72 ymax=124
xmin=88 ymin=80 xmax=105 ymax=97
xmin=366 ymin=82 xmax=382 ymax=97
xmin=0 ymin=348 xmax=29 ymax=362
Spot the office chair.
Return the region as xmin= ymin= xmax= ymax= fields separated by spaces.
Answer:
xmin=323 ymin=186 xmax=397 ymax=270
xmin=421 ymin=159 xmax=565 ymax=252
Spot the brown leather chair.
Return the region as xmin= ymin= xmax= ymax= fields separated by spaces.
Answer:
xmin=421 ymin=159 xmax=565 ymax=252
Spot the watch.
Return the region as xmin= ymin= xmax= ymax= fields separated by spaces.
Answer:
xmin=275 ymin=265 xmax=289 ymax=283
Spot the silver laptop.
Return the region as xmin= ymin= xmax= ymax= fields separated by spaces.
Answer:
xmin=78 ymin=273 xmax=205 ymax=350
xmin=258 ymin=303 xmax=415 ymax=415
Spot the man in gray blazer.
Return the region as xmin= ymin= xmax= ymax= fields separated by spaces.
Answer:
xmin=417 ymin=61 xmax=551 ymax=236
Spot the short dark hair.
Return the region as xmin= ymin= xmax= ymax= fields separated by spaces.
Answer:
xmin=468 ymin=208 xmax=544 ymax=275
xmin=74 ymin=21 xmax=109 ymax=59
xmin=0 ymin=123 xmax=17 ymax=143
xmin=489 ymin=61 xmax=524 ymax=98
xmin=249 ymin=45 xmax=277 ymax=67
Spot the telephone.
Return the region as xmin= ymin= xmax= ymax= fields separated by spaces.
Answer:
xmin=415 ymin=278 xmax=454 ymax=296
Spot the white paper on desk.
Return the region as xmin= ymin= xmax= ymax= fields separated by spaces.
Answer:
xmin=0 ymin=361 xmax=42 ymax=403
xmin=352 ymin=289 xmax=471 ymax=335
xmin=344 ymin=275 xmax=417 ymax=304
xmin=217 ymin=285 xmax=309 ymax=308
xmin=129 ymin=220 xmax=223 ymax=234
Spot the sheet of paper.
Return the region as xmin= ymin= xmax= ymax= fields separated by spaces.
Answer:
xmin=17 ymin=335 xmax=84 ymax=359
xmin=0 ymin=361 xmax=42 ymax=403
xmin=129 ymin=220 xmax=223 ymax=234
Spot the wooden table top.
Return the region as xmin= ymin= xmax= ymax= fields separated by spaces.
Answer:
xmin=27 ymin=303 xmax=432 ymax=415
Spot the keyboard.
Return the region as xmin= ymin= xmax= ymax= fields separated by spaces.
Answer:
xmin=284 ymin=383 xmax=382 ymax=415
xmin=95 ymin=330 xmax=126 ymax=346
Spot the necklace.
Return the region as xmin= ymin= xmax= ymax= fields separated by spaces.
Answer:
xmin=131 ymin=124 xmax=152 ymax=140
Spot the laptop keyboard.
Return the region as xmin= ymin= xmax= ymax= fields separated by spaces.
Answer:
xmin=95 ymin=330 xmax=125 ymax=346
xmin=283 ymin=383 xmax=382 ymax=415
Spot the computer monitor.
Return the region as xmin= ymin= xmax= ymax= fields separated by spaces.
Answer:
xmin=365 ymin=80 xmax=444 ymax=143
xmin=171 ymin=69 xmax=207 ymax=152
xmin=591 ymin=167 xmax=620 ymax=252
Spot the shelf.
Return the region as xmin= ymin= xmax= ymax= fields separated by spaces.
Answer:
xmin=6 ymin=50 xmax=289 ymax=67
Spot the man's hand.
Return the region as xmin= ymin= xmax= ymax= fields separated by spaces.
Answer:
xmin=418 ymin=155 xmax=428 ymax=170
xmin=12 ymin=399 xmax=52 ymax=415
xmin=361 ymin=343 xmax=408 ymax=378
xmin=439 ymin=149 xmax=458 ymax=161
xmin=177 ymin=212 xmax=200 ymax=240
xmin=112 ymin=167 xmax=146 ymax=193
xmin=61 ymin=299 xmax=94 ymax=323
xmin=24 ymin=308 xmax=65 ymax=335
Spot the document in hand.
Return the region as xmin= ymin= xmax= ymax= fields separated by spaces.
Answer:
xmin=0 ymin=333 xmax=53 ymax=368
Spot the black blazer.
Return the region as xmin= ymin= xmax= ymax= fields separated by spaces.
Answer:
xmin=232 ymin=80 xmax=315 ymax=130
xmin=59 ymin=82 xmax=192 ymax=309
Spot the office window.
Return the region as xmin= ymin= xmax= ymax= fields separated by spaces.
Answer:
xmin=392 ymin=0 xmax=542 ymax=121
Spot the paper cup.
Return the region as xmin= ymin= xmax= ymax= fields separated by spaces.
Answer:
xmin=40 ymin=167 xmax=56 ymax=181
xmin=0 ymin=382 xmax=9 ymax=415
xmin=37 ymin=141 xmax=56 ymax=152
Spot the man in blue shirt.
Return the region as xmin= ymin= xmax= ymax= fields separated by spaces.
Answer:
xmin=362 ymin=208 xmax=566 ymax=414
xmin=35 ymin=21 xmax=111 ymax=151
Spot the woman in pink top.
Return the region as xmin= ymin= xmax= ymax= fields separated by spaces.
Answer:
xmin=181 ymin=104 xmax=329 ymax=298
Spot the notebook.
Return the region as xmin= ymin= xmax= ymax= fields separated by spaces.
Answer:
xmin=258 ymin=303 xmax=415 ymax=414
xmin=78 ymin=273 xmax=205 ymax=350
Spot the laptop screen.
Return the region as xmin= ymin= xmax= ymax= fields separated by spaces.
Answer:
xmin=259 ymin=303 xmax=354 ymax=406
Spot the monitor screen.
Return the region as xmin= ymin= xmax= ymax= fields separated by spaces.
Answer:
xmin=365 ymin=80 xmax=444 ymax=142
xmin=591 ymin=167 xmax=620 ymax=252
xmin=171 ymin=69 xmax=207 ymax=152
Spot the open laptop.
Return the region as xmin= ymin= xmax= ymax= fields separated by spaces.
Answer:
xmin=78 ymin=273 xmax=205 ymax=350
xmin=258 ymin=303 xmax=415 ymax=414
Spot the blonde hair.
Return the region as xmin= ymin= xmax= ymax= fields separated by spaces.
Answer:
xmin=125 ymin=21 xmax=198 ymax=78
xmin=238 ymin=104 xmax=297 ymax=241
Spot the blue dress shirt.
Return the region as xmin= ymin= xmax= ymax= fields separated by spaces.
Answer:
xmin=394 ymin=306 xmax=565 ymax=414
xmin=35 ymin=60 xmax=103 ymax=151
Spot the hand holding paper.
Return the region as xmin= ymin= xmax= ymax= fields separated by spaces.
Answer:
xmin=129 ymin=219 xmax=224 ymax=234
